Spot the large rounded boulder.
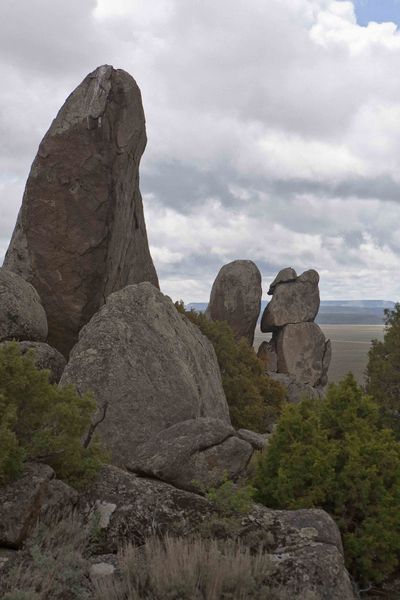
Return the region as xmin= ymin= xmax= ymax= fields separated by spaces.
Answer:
xmin=60 ymin=283 xmax=230 ymax=467
xmin=206 ymin=260 xmax=262 ymax=345
xmin=0 ymin=268 xmax=47 ymax=343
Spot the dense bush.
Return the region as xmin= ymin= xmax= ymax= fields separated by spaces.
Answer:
xmin=253 ymin=374 xmax=400 ymax=585
xmin=367 ymin=303 xmax=400 ymax=434
xmin=0 ymin=342 xmax=104 ymax=489
xmin=175 ymin=303 xmax=286 ymax=432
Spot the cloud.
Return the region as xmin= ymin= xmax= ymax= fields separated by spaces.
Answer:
xmin=2 ymin=0 xmax=400 ymax=302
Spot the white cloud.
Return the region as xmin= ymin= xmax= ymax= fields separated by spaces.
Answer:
xmin=2 ymin=0 xmax=400 ymax=302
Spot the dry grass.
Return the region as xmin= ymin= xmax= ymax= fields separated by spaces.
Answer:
xmin=94 ymin=535 xmax=283 ymax=600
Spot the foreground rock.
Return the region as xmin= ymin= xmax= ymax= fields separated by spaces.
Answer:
xmin=0 ymin=268 xmax=47 ymax=343
xmin=261 ymin=268 xmax=320 ymax=332
xmin=87 ymin=465 xmax=355 ymax=599
xmin=0 ymin=341 xmax=66 ymax=383
xmin=0 ymin=464 xmax=77 ymax=548
xmin=128 ymin=418 xmax=252 ymax=492
xmin=61 ymin=283 xmax=230 ymax=467
xmin=206 ymin=260 xmax=262 ymax=345
xmin=4 ymin=65 xmax=158 ymax=357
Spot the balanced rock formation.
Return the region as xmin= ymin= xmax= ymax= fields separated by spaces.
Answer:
xmin=261 ymin=268 xmax=320 ymax=332
xmin=128 ymin=418 xmax=252 ymax=492
xmin=0 ymin=268 xmax=47 ymax=343
xmin=4 ymin=65 xmax=158 ymax=357
xmin=61 ymin=283 xmax=231 ymax=467
xmin=259 ymin=268 xmax=331 ymax=399
xmin=206 ymin=260 xmax=262 ymax=345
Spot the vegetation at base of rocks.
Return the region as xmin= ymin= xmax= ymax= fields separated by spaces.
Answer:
xmin=367 ymin=303 xmax=400 ymax=436
xmin=1 ymin=512 xmax=92 ymax=600
xmin=253 ymin=373 xmax=400 ymax=586
xmin=0 ymin=342 xmax=105 ymax=489
xmin=175 ymin=302 xmax=286 ymax=432
xmin=93 ymin=535 xmax=284 ymax=600
xmin=205 ymin=473 xmax=255 ymax=516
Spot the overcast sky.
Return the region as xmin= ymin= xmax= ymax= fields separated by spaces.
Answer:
xmin=2 ymin=0 xmax=400 ymax=302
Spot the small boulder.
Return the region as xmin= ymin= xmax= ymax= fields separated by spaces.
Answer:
xmin=206 ymin=260 xmax=262 ymax=345
xmin=61 ymin=283 xmax=230 ymax=467
xmin=268 ymin=372 xmax=325 ymax=404
xmin=261 ymin=269 xmax=320 ymax=332
xmin=0 ymin=268 xmax=47 ymax=343
xmin=267 ymin=267 xmax=297 ymax=295
xmin=275 ymin=322 xmax=327 ymax=386
xmin=0 ymin=341 xmax=66 ymax=383
xmin=128 ymin=418 xmax=253 ymax=492
xmin=237 ymin=428 xmax=270 ymax=450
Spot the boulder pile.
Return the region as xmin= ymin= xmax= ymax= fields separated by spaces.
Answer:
xmin=258 ymin=267 xmax=331 ymax=401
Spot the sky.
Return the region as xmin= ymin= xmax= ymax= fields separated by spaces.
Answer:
xmin=2 ymin=1 xmax=400 ymax=302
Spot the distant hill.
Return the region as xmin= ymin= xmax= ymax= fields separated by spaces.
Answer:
xmin=186 ymin=300 xmax=396 ymax=325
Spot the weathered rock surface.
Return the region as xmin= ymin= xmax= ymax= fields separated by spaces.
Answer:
xmin=268 ymin=372 xmax=325 ymax=404
xmin=0 ymin=463 xmax=53 ymax=547
xmin=237 ymin=428 xmax=270 ymax=450
xmin=257 ymin=340 xmax=277 ymax=372
xmin=276 ymin=322 xmax=328 ymax=386
xmin=206 ymin=260 xmax=262 ymax=345
xmin=4 ymin=65 xmax=158 ymax=357
xmin=61 ymin=283 xmax=230 ymax=467
xmin=0 ymin=268 xmax=47 ymax=343
xmin=87 ymin=465 xmax=355 ymax=599
xmin=0 ymin=341 xmax=66 ymax=383
xmin=261 ymin=269 xmax=320 ymax=332
xmin=267 ymin=267 xmax=297 ymax=295
xmin=128 ymin=418 xmax=252 ymax=492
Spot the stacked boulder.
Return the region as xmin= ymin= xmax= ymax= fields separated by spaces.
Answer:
xmin=0 ymin=268 xmax=66 ymax=383
xmin=258 ymin=268 xmax=331 ymax=402
xmin=206 ymin=259 xmax=262 ymax=345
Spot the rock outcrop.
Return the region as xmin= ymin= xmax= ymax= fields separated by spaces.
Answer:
xmin=259 ymin=268 xmax=331 ymax=400
xmin=0 ymin=268 xmax=47 ymax=343
xmin=0 ymin=341 xmax=66 ymax=383
xmin=206 ymin=260 xmax=262 ymax=345
xmin=4 ymin=65 xmax=158 ymax=357
xmin=61 ymin=283 xmax=231 ymax=468
xmin=86 ymin=465 xmax=355 ymax=599
xmin=261 ymin=268 xmax=320 ymax=331
xmin=128 ymin=418 xmax=252 ymax=492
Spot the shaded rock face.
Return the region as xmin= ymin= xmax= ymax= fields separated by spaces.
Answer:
xmin=61 ymin=283 xmax=230 ymax=467
xmin=268 ymin=372 xmax=325 ymax=404
xmin=261 ymin=268 xmax=320 ymax=332
xmin=257 ymin=340 xmax=277 ymax=372
xmin=206 ymin=260 xmax=262 ymax=345
xmin=0 ymin=341 xmax=66 ymax=383
xmin=87 ymin=465 xmax=355 ymax=599
xmin=276 ymin=322 xmax=328 ymax=386
xmin=128 ymin=418 xmax=252 ymax=492
xmin=0 ymin=464 xmax=77 ymax=549
xmin=4 ymin=65 xmax=158 ymax=357
xmin=0 ymin=268 xmax=47 ymax=343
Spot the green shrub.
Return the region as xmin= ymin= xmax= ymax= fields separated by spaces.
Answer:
xmin=94 ymin=535 xmax=283 ymax=600
xmin=205 ymin=473 xmax=255 ymax=516
xmin=0 ymin=342 xmax=104 ymax=489
xmin=175 ymin=303 xmax=286 ymax=432
xmin=253 ymin=374 xmax=400 ymax=585
xmin=2 ymin=512 xmax=91 ymax=600
xmin=367 ymin=303 xmax=400 ymax=435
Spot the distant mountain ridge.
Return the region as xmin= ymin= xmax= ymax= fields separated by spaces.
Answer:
xmin=186 ymin=300 xmax=396 ymax=325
